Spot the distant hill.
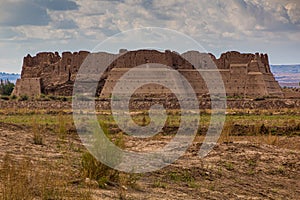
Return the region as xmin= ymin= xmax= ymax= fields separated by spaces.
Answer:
xmin=0 ymin=72 xmax=20 ymax=83
xmin=270 ymin=65 xmax=300 ymax=88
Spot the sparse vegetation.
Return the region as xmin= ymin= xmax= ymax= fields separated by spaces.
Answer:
xmin=0 ymin=154 xmax=92 ymax=200
xmin=10 ymin=95 xmax=17 ymax=100
xmin=18 ymin=94 xmax=29 ymax=101
xmin=0 ymin=102 xmax=299 ymax=199
xmin=219 ymin=120 xmax=233 ymax=143
xmin=0 ymin=79 xmax=14 ymax=96
xmin=32 ymin=117 xmax=43 ymax=145
xmin=57 ymin=113 xmax=68 ymax=139
xmin=224 ymin=162 xmax=235 ymax=171
xmin=81 ymin=151 xmax=121 ymax=189
xmin=152 ymin=180 xmax=167 ymax=188
xmin=168 ymin=170 xmax=195 ymax=183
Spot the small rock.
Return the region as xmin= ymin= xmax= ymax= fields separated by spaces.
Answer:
xmin=121 ymin=185 xmax=128 ymax=190
xmin=85 ymin=178 xmax=99 ymax=187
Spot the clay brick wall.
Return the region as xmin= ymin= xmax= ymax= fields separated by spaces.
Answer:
xmin=17 ymin=51 xmax=89 ymax=95
xmin=13 ymin=49 xmax=283 ymax=98
xmin=12 ymin=78 xmax=41 ymax=97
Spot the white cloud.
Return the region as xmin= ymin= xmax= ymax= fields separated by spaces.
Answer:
xmin=13 ymin=25 xmax=79 ymax=40
xmin=2 ymin=0 xmax=300 ymax=41
xmin=1 ymin=0 xmax=300 ymax=72
xmin=286 ymin=2 xmax=300 ymax=24
xmin=22 ymin=0 xmax=296 ymax=44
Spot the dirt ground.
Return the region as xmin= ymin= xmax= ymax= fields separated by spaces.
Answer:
xmin=0 ymin=122 xmax=299 ymax=199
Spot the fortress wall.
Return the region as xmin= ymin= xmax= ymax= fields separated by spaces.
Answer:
xmin=248 ymin=61 xmax=261 ymax=72
xmin=219 ymin=52 xmax=254 ymax=65
xmin=43 ymin=51 xmax=89 ymax=87
xmin=180 ymin=70 xmax=208 ymax=94
xmin=100 ymin=68 xmax=204 ymax=97
xmin=14 ymin=50 xmax=283 ymax=98
xmin=211 ymin=52 xmax=253 ymax=69
xmin=100 ymin=51 xmax=208 ymax=97
xmin=226 ymin=64 xmax=248 ymax=96
xmin=182 ymin=51 xmax=217 ymax=69
xmin=110 ymin=50 xmax=194 ymax=70
xmin=211 ymin=51 xmax=270 ymax=72
xmin=12 ymin=78 xmax=41 ymax=97
xmin=246 ymin=73 xmax=267 ymax=97
xmin=19 ymin=51 xmax=90 ymax=95
xmin=262 ymin=74 xmax=284 ymax=97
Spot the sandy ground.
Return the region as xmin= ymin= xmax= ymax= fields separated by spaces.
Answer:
xmin=0 ymin=122 xmax=299 ymax=199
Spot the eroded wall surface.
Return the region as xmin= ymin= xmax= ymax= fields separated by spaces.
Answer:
xmin=13 ymin=50 xmax=283 ymax=98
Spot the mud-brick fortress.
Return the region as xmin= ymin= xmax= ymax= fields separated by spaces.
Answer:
xmin=13 ymin=49 xmax=283 ymax=98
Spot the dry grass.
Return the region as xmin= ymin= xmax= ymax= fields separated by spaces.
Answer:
xmin=0 ymin=154 xmax=92 ymax=200
xmin=219 ymin=120 xmax=233 ymax=143
xmin=57 ymin=113 xmax=68 ymax=140
xmin=264 ymin=133 xmax=279 ymax=145
xmin=32 ymin=117 xmax=43 ymax=145
xmin=81 ymin=151 xmax=121 ymax=189
xmin=0 ymin=105 xmax=299 ymax=199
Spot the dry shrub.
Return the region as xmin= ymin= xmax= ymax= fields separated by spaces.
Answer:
xmin=0 ymin=155 xmax=33 ymax=199
xmin=81 ymin=152 xmax=120 ymax=189
xmin=58 ymin=113 xmax=68 ymax=139
xmin=0 ymin=154 xmax=62 ymax=199
xmin=250 ymin=125 xmax=279 ymax=146
xmin=219 ymin=121 xmax=233 ymax=143
xmin=81 ymin=124 xmax=125 ymax=189
xmin=0 ymin=154 xmax=91 ymax=199
xmin=32 ymin=117 xmax=43 ymax=145
xmin=263 ymin=132 xmax=279 ymax=145
xmin=81 ymin=132 xmax=141 ymax=194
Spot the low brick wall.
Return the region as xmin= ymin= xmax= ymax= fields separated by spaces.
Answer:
xmin=0 ymin=99 xmax=299 ymax=111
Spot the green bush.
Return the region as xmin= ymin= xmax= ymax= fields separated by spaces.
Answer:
xmin=0 ymin=79 xmax=14 ymax=96
xmin=260 ymin=123 xmax=269 ymax=135
xmin=19 ymin=95 xmax=29 ymax=101
xmin=10 ymin=95 xmax=17 ymax=100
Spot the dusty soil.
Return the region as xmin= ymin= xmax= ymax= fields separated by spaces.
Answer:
xmin=0 ymin=122 xmax=299 ymax=199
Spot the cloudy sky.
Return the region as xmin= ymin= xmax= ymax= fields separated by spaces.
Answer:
xmin=0 ymin=0 xmax=300 ymax=73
